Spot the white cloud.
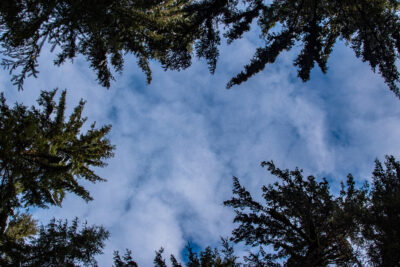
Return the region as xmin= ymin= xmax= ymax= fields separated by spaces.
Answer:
xmin=1 ymin=30 xmax=400 ymax=266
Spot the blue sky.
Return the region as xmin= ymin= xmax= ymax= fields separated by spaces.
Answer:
xmin=1 ymin=28 xmax=400 ymax=265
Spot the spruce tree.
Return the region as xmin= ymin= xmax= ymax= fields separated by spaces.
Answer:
xmin=0 ymin=0 xmax=198 ymax=89
xmin=186 ymin=0 xmax=400 ymax=97
xmin=0 ymin=89 xmax=114 ymax=240
xmin=153 ymin=239 xmax=239 ymax=267
xmin=361 ymin=156 xmax=400 ymax=266
xmin=1 ymin=218 xmax=109 ymax=266
xmin=113 ymin=249 xmax=138 ymax=267
xmin=224 ymin=161 xmax=363 ymax=266
xmin=4 ymin=1 xmax=400 ymax=98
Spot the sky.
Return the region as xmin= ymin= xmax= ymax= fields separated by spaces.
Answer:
xmin=1 ymin=26 xmax=400 ymax=266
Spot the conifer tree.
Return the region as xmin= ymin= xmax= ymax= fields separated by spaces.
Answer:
xmin=224 ymin=161 xmax=363 ymax=266
xmin=3 ymin=1 xmax=400 ymax=99
xmin=0 ymin=0 xmax=198 ymax=89
xmin=113 ymin=249 xmax=138 ymax=267
xmin=1 ymin=218 xmax=109 ymax=266
xmin=186 ymin=0 xmax=400 ymax=97
xmin=361 ymin=156 xmax=400 ymax=266
xmin=0 ymin=89 xmax=114 ymax=240
xmin=153 ymin=239 xmax=239 ymax=267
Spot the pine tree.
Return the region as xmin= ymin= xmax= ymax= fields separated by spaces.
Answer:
xmin=0 ymin=0 xmax=198 ymax=89
xmin=224 ymin=161 xmax=363 ymax=266
xmin=0 ymin=89 xmax=114 ymax=240
xmin=185 ymin=0 xmax=400 ymax=98
xmin=154 ymin=248 xmax=169 ymax=267
xmin=3 ymin=1 xmax=400 ymax=98
xmin=113 ymin=249 xmax=138 ymax=267
xmin=153 ymin=239 xmax=239 ymax=267
xmin=1 ymin=218 xmax=109 ymax=266
xmin=361 ymin=156 xmax=400 ymax=266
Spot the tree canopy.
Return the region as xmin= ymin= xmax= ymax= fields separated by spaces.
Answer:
xmin=0 ymin=0 xmax=198 ymax=89
xmin=186 ymin=0 xmax=400 ymax=97
xmin=2 ymin=0 xmax=400 ymax=99
xmin=1 ymin=1 xmax=399 ymax=261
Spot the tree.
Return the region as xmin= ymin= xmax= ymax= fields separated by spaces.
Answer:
xmin=361 ymin=156 xmax=400 ymax=266
xmin=0 ymin=89 xmax=114 ymax=238
xmin=113 ymin=249 xmax=138 ymax=267
xmin=4 ymin=1 xmax=400 ymax=98
xmin=154 ymin=239 xmax=239 ymax=267
xmin=224 ymin=161 xmax=363 ymax=266
xmin=185 ymin=0 xmax=400 ymax=97
xmin=0 ymin=218 xmax=109 ymax=266
xmin=0 ymin=0 xmax=200 ymax=89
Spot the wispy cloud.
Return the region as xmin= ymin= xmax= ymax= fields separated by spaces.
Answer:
xmin=1 ymin=31 xmax=400 ymax=266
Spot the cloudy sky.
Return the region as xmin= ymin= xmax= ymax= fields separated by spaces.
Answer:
xmin=1 ymin=27 xmax=400 ymax=266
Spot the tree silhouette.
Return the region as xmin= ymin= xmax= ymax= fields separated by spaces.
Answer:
xmin=186 ymin=0 xmax=400 ymax=97
xmin=3 ymin=1 xmax=400 ymax=98
xmin=0 ymin=0 xmax=198 ymax=89
xmin=224 ymin=161 xmax=364 ymax=266
xmin=153 ymin=239 xmax=239 ymax=267
xmin=113 ymin=249 xmax=138 ymax=267
xmin=361 ymin=156 xmax=400 ymax=266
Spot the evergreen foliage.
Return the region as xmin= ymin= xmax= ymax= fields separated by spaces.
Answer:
xmin=361 ymin=156 xmax=400 ymax=266
xmin=3 ymin=1 xmax=400 ymax=98
xmin=113 ymin=249 xmax=138 ymax=267
xmin=153 ymin=239 xmax=239 ymax=267
xmin=224 ymin=161 xmax=364 ymax=266
xmin=1 ymin=218 xmax=109 ymax=266
xmin=0 ymin=89 xmax=114 ymax=240
xmin=186 ymin=0 xmax=400 ymax=97
xmin=0 ymin=0 xmax=197 ymax=89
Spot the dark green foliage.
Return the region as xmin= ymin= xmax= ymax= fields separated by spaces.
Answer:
xmin=0 ymin=0 xmax=198 ymax=89
xmin=242 ymin=246 xmax=280 ymax=267
xmin=1 ymin=218 xmax=109 ymax=266
xmin=154 ymin=247 xmax=169 ymax=267
xmin=224 ymin=161 xmax=362 ymax=266
xmin=0 ymin=88 xmax=114 ymax=266
xmin=361 ymin=156 xmax=400 ymax=266
xmin=0 ymin=89 xmax=114 ymax=236
xmin=186 ymin=0 xmax=400 ymax=97
xmin=113 ymin=249 xmax=138 ymax=267
xmin=4 ymin=1 xmax=400 ymax=97
xmin=4 ymin=213 xmax=38 ymax=242
xmin=154 ymin=239 xmax=239 ymax=267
